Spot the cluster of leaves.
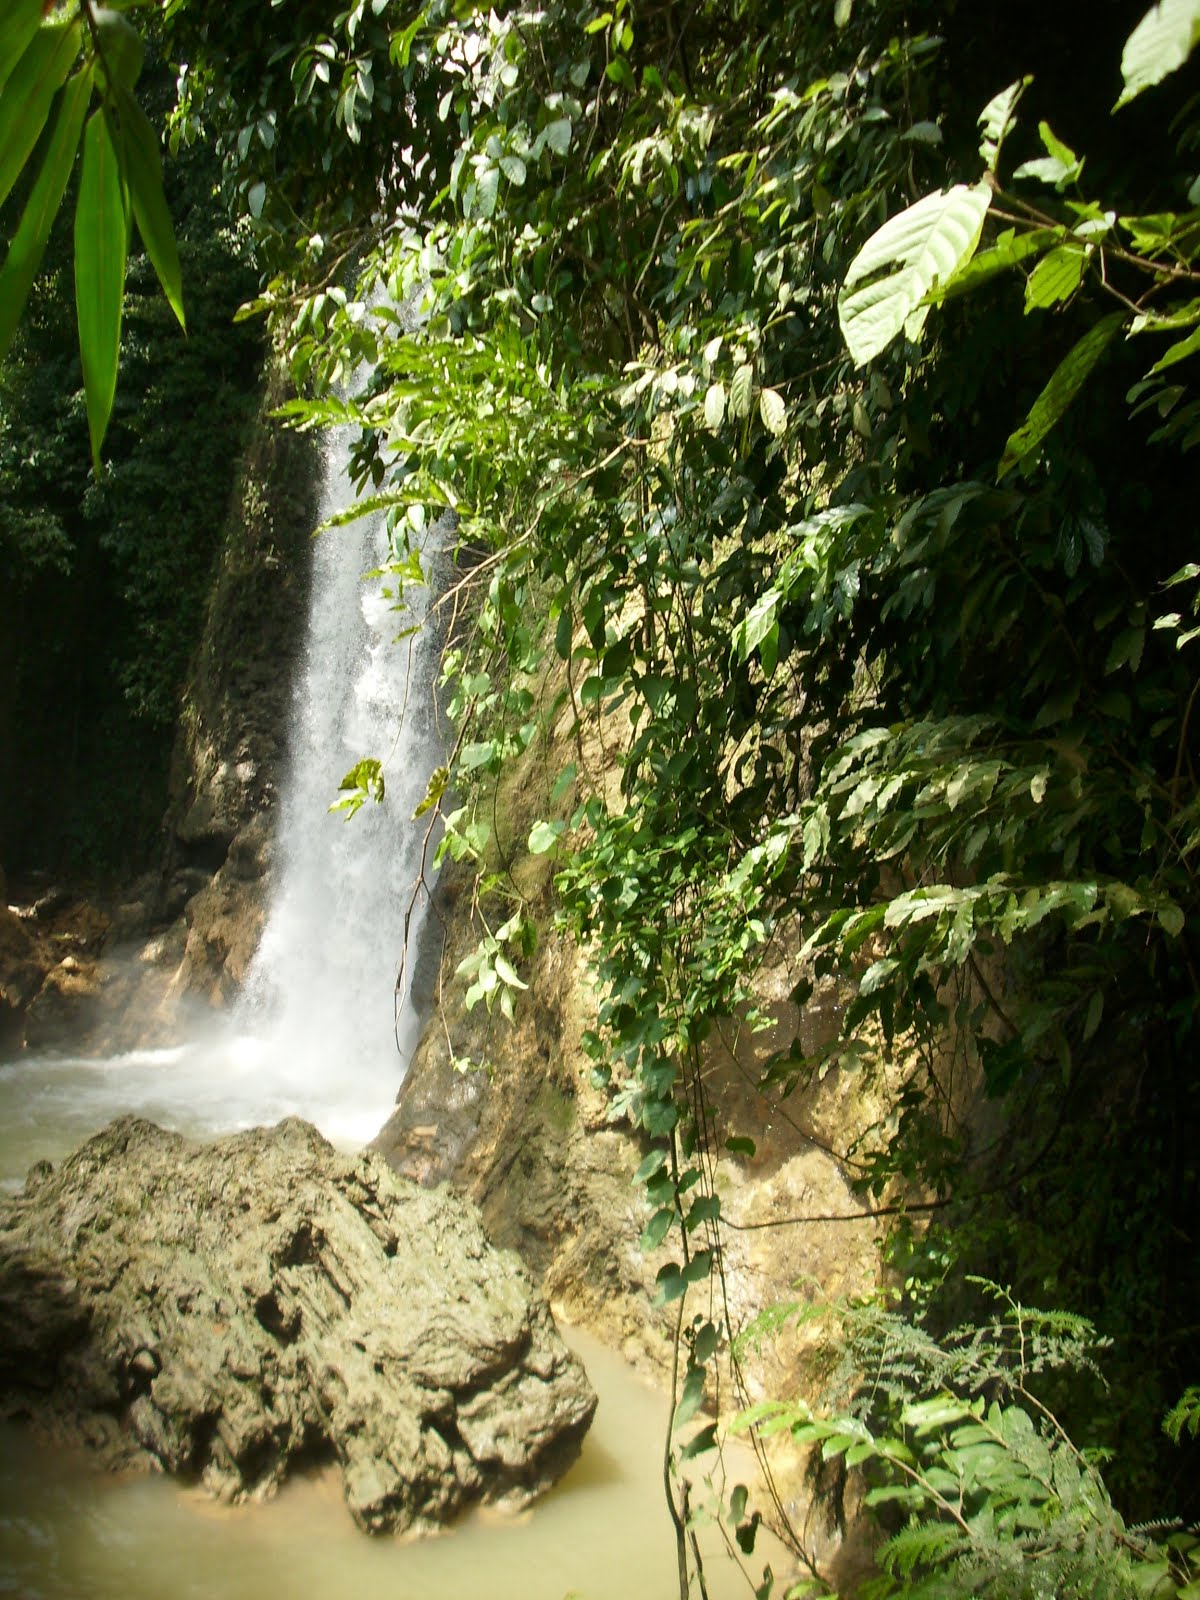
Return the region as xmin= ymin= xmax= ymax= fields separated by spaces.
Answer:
xmin=2 ymin=0 xmax=187 ymax=473
xmin=15 ymin=0 xmax=1199 ymax=1586
xmin=737 ymin=1286 xmax=1200 ymax=1600
xmin=1 ymin=25 xmax=264 ymax=873
xmin=198 ymin=0 xmax=1200 ymax=1578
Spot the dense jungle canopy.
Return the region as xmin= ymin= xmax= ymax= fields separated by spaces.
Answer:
xmin=3 ymin=0 xmax=1200 ymax=1594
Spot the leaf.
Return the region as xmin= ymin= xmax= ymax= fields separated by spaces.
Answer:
xmin=494 ymin=953 xmax=528 ymax=990
xmin=998 ymin=313 xmax=1124 ymax=477
xmin=1116 ymin=0 xmax=1200 ymax=107
xmin=543 ymin=117 xmax=572 ymax=155
xmin=641 ymin=1206 xmax=674 ymax=1249
xmin=730 ymin=362 xmax=754 ymax=418
xmin=1013 ymin=122 xmax=1083 ymax=189
xmin=75 ymin=106 xmax=129 ymax=477
xmin=0 ymin=20 xmax=82 ymax=213
xmin=680 ymin=1423 xmax=719 ymax=1461
xmin=725 ymin=1135 xmax=756 ymax=1158
xmin=1150 ymin=322 xmax=1200 ymax=374
xmin=704 ymin=381 xmax=726 ymax=430
xmin=1024 ymin=244 xmax=1087 ymax=312
xmin=113 ymin=84 xmax=185 ymax=331
xmin=528 ymin=818 xmax=566 ymax=854
xmin=838 ymin=183 xmax=992 ymax=366
xmin=0 ymin=66 xmax=93 ymax=365
xmin=759 ymin=386 xmax=787 ymax=435
xmin=94 ymin=7 xmax=144 ymax=90
xmin=1159 ymin=902 xmax=1185 ymax=936
xmin=500 ymin=153 xmax=527 ymax=186
xmin=0 ymin=0 xmax=45 ymax=99
xmin=928 ymin=227 xmax=1061 ymax=302
xmin=978 ymin=77 xmax=1030 ymax=171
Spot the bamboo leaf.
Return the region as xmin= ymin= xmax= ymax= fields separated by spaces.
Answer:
xmin=1116 ymin=0 xmax=1200 ymax=108
xmin=113 ymin=83 xmax=185 ymax=330
xmin=838 ymin=183 xmax=992 ymax=365
xmin=75 ymin=107 xmax=129 ymax=477
xmin=0 ymin=67 xmax=93 ymax=364
xmin=999 ymin=313 xmax=1124 ymax=478
xmin=0 ymin=20 xmax=82 ymax=213
xmin=0 ymin=0 xmax=45 ymax=99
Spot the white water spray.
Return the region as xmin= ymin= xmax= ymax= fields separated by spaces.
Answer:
xmin=0 ymin=415 xmax=443 ymax=1178
xmin=232 ymin=423 xmax=444 ymax=1142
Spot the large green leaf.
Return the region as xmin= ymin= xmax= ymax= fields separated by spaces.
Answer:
xmin=0 ymin=0 xmax=45 ymax=99
xmin=75 ymin=107 xmax=129 ymax=476
xmin=0 ymin=20 xmax=82 ymax=213
xmin=838 ymin=184 xmax=992 ymax=366
xmin=998 ymin=313 xmax=1124 ymax=478
xmin=114 ymin=84 xmax=185 ymax=330
xmin=0 ymin=67 xmax=93 ymax=364
xmin=1116 ymin=0 xmax=1200 ymax=108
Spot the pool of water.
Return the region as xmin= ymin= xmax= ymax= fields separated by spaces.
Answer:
xmin=0 ymin=1052 xmax=789 ymax=1599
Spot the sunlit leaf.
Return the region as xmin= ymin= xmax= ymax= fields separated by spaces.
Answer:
xmin=759 ymin=386 xmax=787 ymax=435
xmin=0 ymin=66 xmax=93 ymax=364
xmin=978 ymin=77 xmax=1030 ymax=170
xmin=838 ymin=184 xmax=992 ymax=365
xmin=1116 ymin=0 xmax=1200 ymax=107
xmin=113 ymin=84 xmax=185 ymax=331
xmin=1024 ymin=243 xmax=1087 ymax=311
xmin=0 ymin=20 xmax=82 ymax=213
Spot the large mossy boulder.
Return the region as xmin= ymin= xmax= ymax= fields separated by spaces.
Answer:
xmin=0 ymin=1116 xmax=596 ymax=1534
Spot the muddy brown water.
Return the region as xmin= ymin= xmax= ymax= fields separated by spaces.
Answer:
xmin=0 ymin=1050 xmax=792 ymax=1599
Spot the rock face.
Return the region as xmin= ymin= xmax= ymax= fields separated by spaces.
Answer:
xmin=0 ymin=1116 xmax=596 ymax=1534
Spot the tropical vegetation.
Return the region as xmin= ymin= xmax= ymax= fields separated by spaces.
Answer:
xmin=3 ymin=0 xmax=1200 ymax=1593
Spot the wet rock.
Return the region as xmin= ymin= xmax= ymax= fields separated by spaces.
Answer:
xmin=0 ymin=904 xmax=47 ymax=1048
xmin=0 ymin=1116 xmax=596 ymax=1535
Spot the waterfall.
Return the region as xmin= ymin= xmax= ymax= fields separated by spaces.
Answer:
xmin=231 ymin=422 xmax=443 ymax=1144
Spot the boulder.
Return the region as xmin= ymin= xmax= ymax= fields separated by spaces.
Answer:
xmin=0 ymin=1116 xmax=596 ymax=1534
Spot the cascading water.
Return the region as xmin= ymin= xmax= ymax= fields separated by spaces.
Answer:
xmin=0 ymin=412 xmax=442 ymax=1177
xmin=231 ymin=422 xmax=444 ymax=1144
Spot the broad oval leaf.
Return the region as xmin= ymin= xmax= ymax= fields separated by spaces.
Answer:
xmin=75 ymin=106 xmax=129 ymax=476
xmin=703 ymin=380 xmax=726 ymax=430
xmin=838 ymin=183 xmax=992 ymax=366
xmin=0 ymin=66 xmax=93 ymax=364
xmin=1116 ymin=0 xmax=1200 ymax=108
xmin=759 ymin=386 xmax=787 ymax=435
xmin=113 ymin=84 xmax=185 ymax=330
xmin=729 ymin=362 xmax=754 ymax=418
xmin=0 ymin=20 xmax=82 ymax=214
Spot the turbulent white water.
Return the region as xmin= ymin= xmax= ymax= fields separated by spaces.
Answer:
xmin=232 ymin=423 xmax=444 ymax=1143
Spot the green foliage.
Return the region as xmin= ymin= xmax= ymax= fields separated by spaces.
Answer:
xmin=170 ymin=0 xmax=1200 ymax=1582
xmin=737 ymin=1289 xmax=1200 ymax=1600
xmin=0 ymin=1 xmax=187 ymax=472
xmin=0 ymin=48 xmax=265 ymax=874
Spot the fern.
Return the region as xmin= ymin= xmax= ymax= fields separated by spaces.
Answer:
xmin=735 ymin=1289 xmax=1194 ymax=1600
